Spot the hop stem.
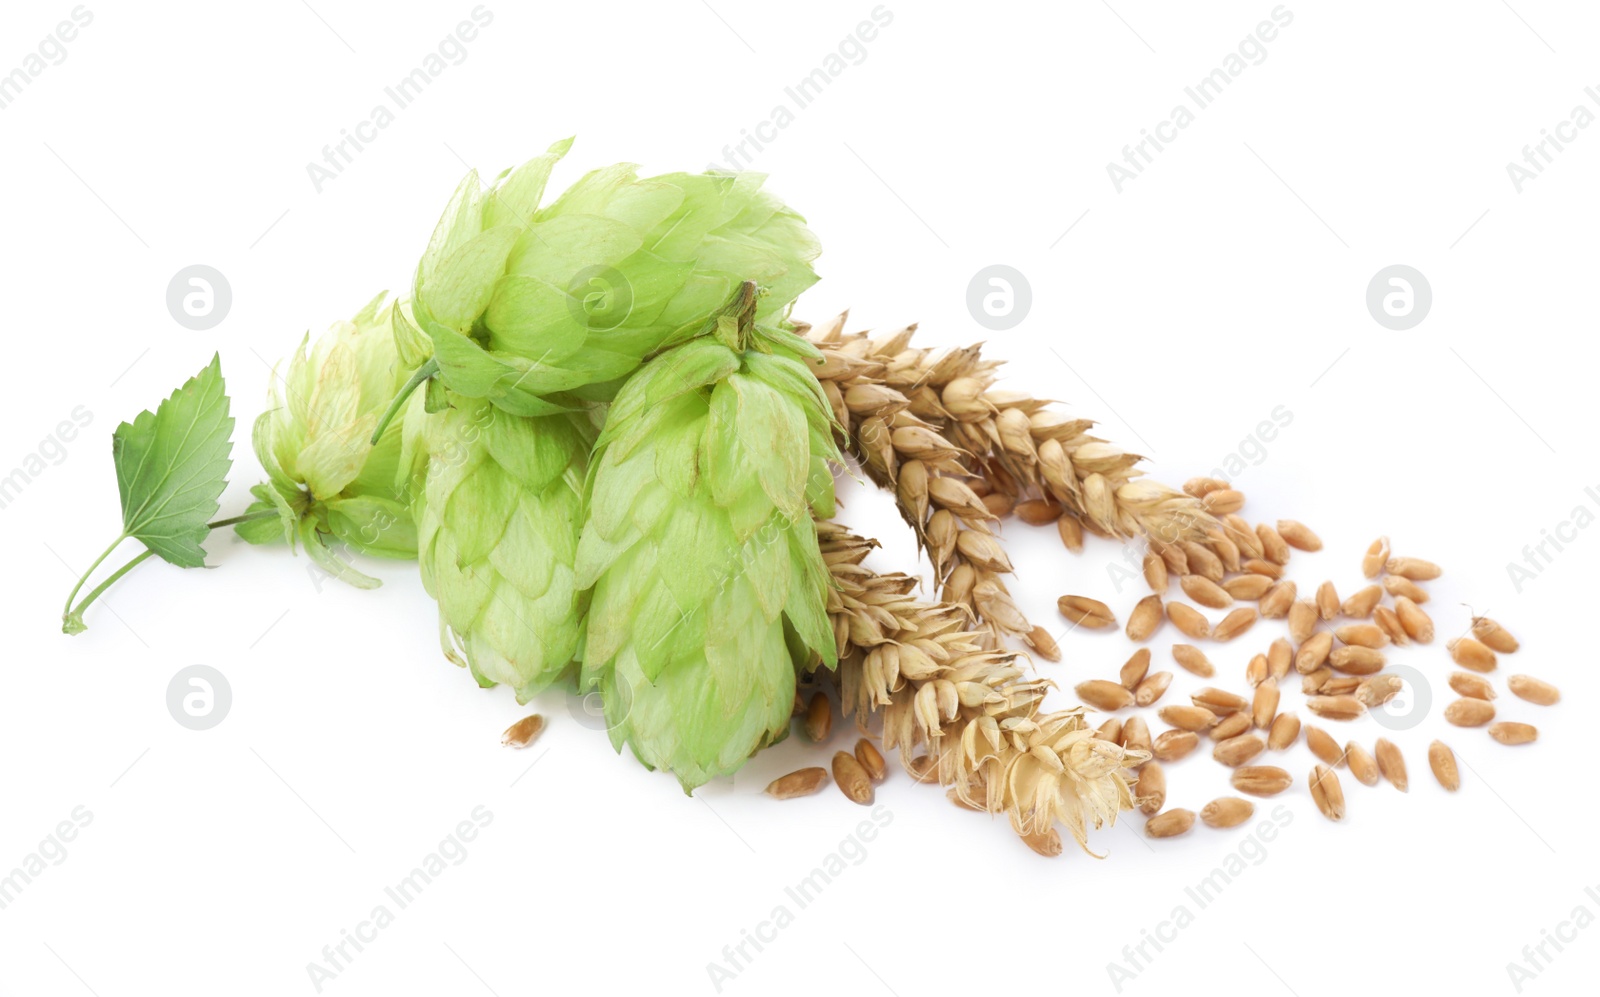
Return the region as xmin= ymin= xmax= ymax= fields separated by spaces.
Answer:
xmin=370 ymin=358 xmax=438 ymax=445
xmin=60 ymin=509 xmax=279 ymax=634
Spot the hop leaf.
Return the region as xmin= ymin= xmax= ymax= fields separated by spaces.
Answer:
xmin=113 ymin=354 xmax=234 ymax=568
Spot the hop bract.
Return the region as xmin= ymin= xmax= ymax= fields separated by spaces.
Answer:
xmin=576 ymin=286 xmax=839 ymax=790
xmin=239 ymin=292 xmax=421 ymax=587
xmin=409 ymin=137 xmax=820 ymax=416
xmin=414 ymin=392 xmax=592 ymax=700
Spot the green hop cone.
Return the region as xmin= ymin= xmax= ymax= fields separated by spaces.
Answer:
xmin=409 ymin=137 xmax=820 ymax=416
xmin=576 ymin=285 xmax=839 ymax=790
xmin=414 ymin=391 xmax=594 ymax=700
xmin=239 ymin=292 xmax=422 ymax=588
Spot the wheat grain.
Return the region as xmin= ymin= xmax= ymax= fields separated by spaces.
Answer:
xmin=1387 ymin=556 xmax=1442 ymax=581
xmin=1507 ymin=675 xmax=1559 ymax=705
xmin=1374 ymin=738 xmax=1408 ymax=791
xmin=1146 ymin=808 xmax=1196 ymax=838
xmin=1309 ymin=764 xmax=1346 ymax=821
xmin=832 ymin=751 xmax=875 ymax=804
xmin=1154 ymin=729 xmax=1201 ymax=762
xmin=1015 ymin=498 xmax=1062 ymax=526
xmin=1268 ymin=712 xmax=1301 ymax=750
xmin=1305 ymin=724 xmax=1343 ymax=766
xmin=1428 ymin=741 xmax=1460 ymax=791
xmin=1213 ymin=607 xmax=1259 ymax=642
xmin=1177 ymin=542 xmax=1223 ymax=583
xmin=1253 ymin=679 xmax=1280 ymax=730
xmin=1288 ymin=600 xmax=1318 ymax=645
xmin=1169 ymin=603 xmax=1212 ymax=640
xmin=1346 ymin=742 xmax=1380 ymax=787
xmin=1077 ymin=680 xmax=1135 ymax=712
xmin=1257 ymin=524 xmax=1291 ymax=565
xmin=1224 ymin=574 xmax=1274 ymax=600
xmin=1057 ymin=514 xmax=1084 ymax=553
xmin=1355 ymin=674 xmax=1403 ymax=708
xmin=1448 ymin=637 xmax=1497 ymax=673
xmin=1159 ymin=704 xmax=1219 ymax=732
xmin=1136 ymin=761 xmax=1167 ymax=815
xmin=1316 ymin=581 xmax=1340 ymax=621
xmin=1295 ymin=632 xmax=1334 ymax=674
xmin=1362 ymin=536 xmax=1390 ymax=578
xmin=1181 ymin=575 xmax=1233 ymax=609
xmin=1394 ymin=596 xmax=1435 ymax=643
xmin=1448 ymin=672 xmax=1497 ymax=701
xmin=1021 ymin=827 xmax=1064 ymax=857
xmin=501 ymin=714 xmax=546 ymax=748
xmin=1193 ymin=687 xmax=1249 ymax=715
xmin=1121 ymin=716 xmax=1154 ymax=757
xmin=804 ymin=692 xmax=833 ymax=742
xmin=1268 ymin=637 xmax=1294 ymax=681
xmin=1135 ymin=670 xmax=1174 ymax=707
xmin=1330 ymin=646 xmax=1386 ymax=675
xmin=1341 ymin=585 xmax=1383 ymax=618
xmin=1244 ymin=558 xmax=1284 ymax=579
xmin=1224 ymin=514 xmax=1266 ymax=559
xmin=1172 ymin=643 xmax=1216 ymax=677
xmin=1231 ymin=766 xmax=1293 ymax=796
xmin=1127 ymin=595 xmax=1164 ymax=642
xmin=1185 ymin=477 xmax=1230 ymax=498
xmin=1120 ymin=648 xmax=1152 ymax=689
xmin=1307 ymin=695 xmax=1365 ymax=721
xmin=1143 ymin=551 xmax=1168 ymax=592
xmin=767 ymin=767 xmax=832 ymax=799
xmin=1059 ymin=595 xmax=1116 ymax=628
xmin=1214 ymin=733 xmax=1267 ymax=767
xmin=1200 ymin=797 xmax=1257 ymax=828
xmin=1374 ymin=605 xmax=1409 ymax=646
xmin=1383 ymin=575 xmax=1429 ymax=603
xmin=1259 ymin=580 xmax=1297 ymax=619
xmin=1335 ymin=623 xmax=1389 ymax=649
xmin=1210 ymin=712 xmax=1252 ymax=741
xmin=1276 ymin=520 xmax=1323 ymax=551
xmin=1488 ymin=722 xmax=1538 ymax=745
xmin=1203 ymin=489 xmax=1246 ymax=515
xmin=1470 ymin=615 xmax=1520 ymax=653
xmin=1445 ymin=698 xmax=1495 ymax=727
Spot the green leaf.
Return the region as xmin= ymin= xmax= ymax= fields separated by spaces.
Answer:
xmin=113 ymin=354 xmax=235 ymax=567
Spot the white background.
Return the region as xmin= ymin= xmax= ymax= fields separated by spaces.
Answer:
xmin=1 ymin=1 xmax=1595 ymax=995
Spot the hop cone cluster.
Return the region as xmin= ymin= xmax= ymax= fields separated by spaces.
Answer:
xmin=409 ymin=137 xmax=820 ymax=416
xmin=575 ymin=287 xmax=839 ymax=790
xmin=239 ymin=292 xmax=421 ymax=587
